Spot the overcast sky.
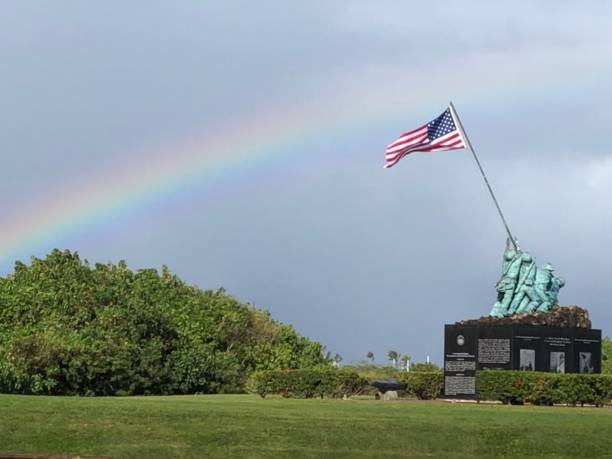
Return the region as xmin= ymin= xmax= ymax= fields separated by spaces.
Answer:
xmin=1 ymin=2 xmax=611 ymax=364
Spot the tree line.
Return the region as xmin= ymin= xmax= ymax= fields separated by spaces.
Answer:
xmin=0 ymin=250 xmax=328 ymax=395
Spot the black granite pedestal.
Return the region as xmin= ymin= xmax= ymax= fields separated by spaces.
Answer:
xmin=443 ymin=324 xmax=602 ymax=398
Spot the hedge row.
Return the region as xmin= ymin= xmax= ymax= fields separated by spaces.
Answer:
xmin=397 ymin=371 xmax=612 ymax=405
xmin=477 ymin=371 xmax=612 ymax=406
xmin=246 ymin=369 xmax=442 ymax=399
xmin=247 ymin=369 xmax=612 ymax=405
xmin=397 ymin=372 xmax=444 ymax=400
xmin=246 ymin=369 xmax=368 ymax=398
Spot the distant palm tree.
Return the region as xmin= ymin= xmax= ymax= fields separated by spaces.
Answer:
xmin=388 ymin=350 xmax=398 ymax=368
xmin=366 ymin=351 xmax=375 ymax=362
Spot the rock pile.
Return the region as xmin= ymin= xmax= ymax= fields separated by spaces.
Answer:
xmin=457 ymin=305 xmax=591 ymax=329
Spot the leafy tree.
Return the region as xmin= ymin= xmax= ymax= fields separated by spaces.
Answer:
xmin=0 ymin=250 xmax=329 ymax=395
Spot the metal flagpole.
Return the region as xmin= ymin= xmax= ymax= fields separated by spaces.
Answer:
xmin=448 ymin=101 xmax=518 ymax=250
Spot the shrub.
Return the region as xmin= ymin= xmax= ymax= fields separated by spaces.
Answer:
xmin=410 ymin=362 xmax=440 ymax=372
xmin=398 ymin=371 xmax=443 ymax=400
xmin=477 ymin=370 xmax=534 ymax=404
xmin=246 ymin=369 xmax=368 ymax=399
xmin=0 ymin=250 xmax=330 ymax=395
xmin=476 ymin=371 xmax=612 ymax=406
xmin=603 ymin=337 xmax=612 ymax=374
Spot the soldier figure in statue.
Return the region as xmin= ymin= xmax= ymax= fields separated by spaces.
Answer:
xmin=490 ymin=252 xmax=518 ymax=317
xmin=529 ymin=263 xmax=553 ymax=313
xmin=548 ymin=275 xmax=565 ymax=306
xmin=511 ymin=253 xmax=536 ymax=314
xmin=489 ymin=249 xmax=523 ymax=317
xmin=489 ymin=241 xmax=565 ymax=317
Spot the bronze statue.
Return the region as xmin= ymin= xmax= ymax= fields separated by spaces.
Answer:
xmin=489 ymin=242 xmax=564 ymax=317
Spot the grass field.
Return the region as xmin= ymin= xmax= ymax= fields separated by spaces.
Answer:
xmin=1 ymin=395 xmax=612 ymax=458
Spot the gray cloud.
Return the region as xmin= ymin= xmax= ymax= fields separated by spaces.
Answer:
xmin=1 ymin=1 xmax=611 ymax=363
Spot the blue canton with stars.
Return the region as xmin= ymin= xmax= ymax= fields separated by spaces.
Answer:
xmin=427 ymin=108 xmax=458 ymax=140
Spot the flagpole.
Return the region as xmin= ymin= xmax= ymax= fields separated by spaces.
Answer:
xmin=448 ymin=101 xmax=518 ymax=250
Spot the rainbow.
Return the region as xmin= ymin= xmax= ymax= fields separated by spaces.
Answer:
xmin=0 ymin=90 xmax=421 ymax=269
xmin=0 ymin=50 xmax=599 ymax=270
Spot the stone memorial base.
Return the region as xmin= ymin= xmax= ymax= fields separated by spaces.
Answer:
xmin=444 ymin=323 xmax=602 ymax=399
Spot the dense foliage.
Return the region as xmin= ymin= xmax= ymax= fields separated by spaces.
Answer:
xmin=245 ymin=369 xmax=368 ymax=398
xmin=409 ymin=362 xmax=440 ymax=372
xmin=245 ymin=366 xmax=443 ymax=400
xmin=340 ymin=362 xmax=443 ymax=398
xmin=477 ymin=371 xmax=612 ymax=406
xmin=335 ymin=369 xmax=612 ymax=404
xmin=0 ymin=250 xmax=328 ymax=395
xmin=398 ymin=371 xmax=444 ymax=400
xmin=602 ymin=337 xmax=611 ymax=374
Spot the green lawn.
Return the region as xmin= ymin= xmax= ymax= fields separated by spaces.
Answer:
xmin=1 ymin=395 xmax=612 ymax=458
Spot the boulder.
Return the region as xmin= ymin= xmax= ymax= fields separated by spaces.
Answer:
xmin=380 ymin=390 xmax=399 ymax=401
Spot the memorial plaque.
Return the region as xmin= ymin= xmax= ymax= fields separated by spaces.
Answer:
xmin=573 ymin=328 xmax=602 ymax=374
xmin=519 ymin=349 xmax=535 ymax=371
xmin=443 ymin=326 xmax=477 ymax=397
xmin=445 ymin=360 xmax=476 ymax=372
xmin=578 ymin=352 xmax=594 ymax=374
xmin=478 ymin=339 xmax=510 ymax=364
xmin=445 ymin=376 xmax=475 ymax=396
xmin=444 ymin=323 xmax=602 ymax=398
xmin=549 ymin=351 xmax=566 ymax=373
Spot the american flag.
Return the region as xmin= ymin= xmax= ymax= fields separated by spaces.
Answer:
xmin=384 ymin=107 xmax=466 ymax=168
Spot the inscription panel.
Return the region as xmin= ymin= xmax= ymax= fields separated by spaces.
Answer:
xmin=444 ymin=325 xmax=478 ymax=398
xmin=444 ymin=376 xmax=476 ymax=396
xmin=543 ymin=336 xmax=571 ymax=347
xmin=478 ymin=338 xmax=510 ymax=364
xmin=445 ymin=360 xmax=476 ymax=372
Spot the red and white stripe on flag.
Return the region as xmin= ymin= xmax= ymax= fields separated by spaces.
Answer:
xmin=384 ymin=107 xmax=466 ymax=169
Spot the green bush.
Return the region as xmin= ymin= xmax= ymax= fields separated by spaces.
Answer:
xmin=603 ymin=337 xmax=612 ymax=374
xmin=398 ymin=371 xmax=443 ymax=400
xmin=0 ymin=250 xmax=330 ymax=395
xmin=476 ymin=370 xmax=534 ymax=404
xmin=477 ymin=371 xmax=612 ymax=406
xmin=410 ymin=362 xmax=440 ymax=372
xmin=371 ymin=371 xmax=612 ymax=405
xmin=246 ymin=369 xmax=368 ymax=399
